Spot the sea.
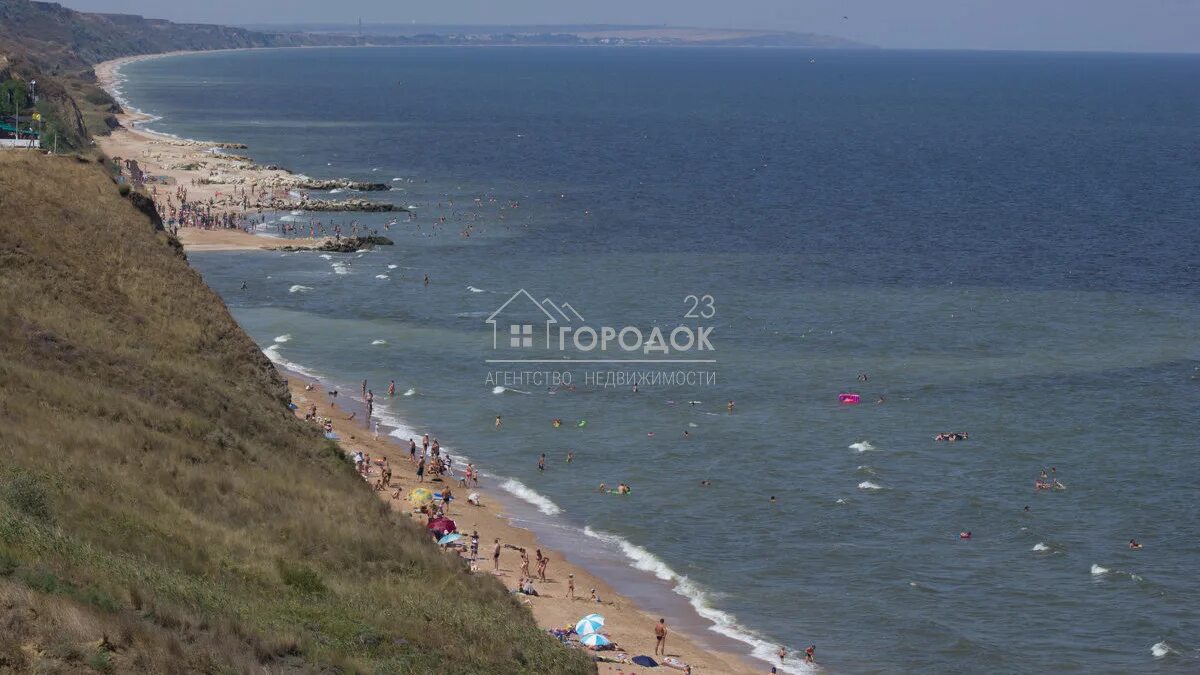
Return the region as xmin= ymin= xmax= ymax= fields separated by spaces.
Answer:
xmin=116 ymin=46 xmax=1200 ymax=673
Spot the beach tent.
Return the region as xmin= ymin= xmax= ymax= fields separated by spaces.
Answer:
xmin=631 ymin=655 xmax=658 ymax=667
xmin=579 ymin=633 xmax=611 ymax=649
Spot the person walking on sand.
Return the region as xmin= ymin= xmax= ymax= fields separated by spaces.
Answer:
xmin=416 ymin=457 xmax=425 ymax=483
xmin=520 ymin=549 xmax=530 ymax=578
xmin=566 ymin=573 xmax=575 ymax=599
xmin=655 ymin=618 xmax=668 ymax=656
xmin=492 ymin=538 xmax=501 ymax=572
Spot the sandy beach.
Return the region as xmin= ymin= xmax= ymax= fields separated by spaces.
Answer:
xmin=288 ymin=377 xmax=762 ymax=674
xmin=95 ymin=53 xmax=379 ymax=252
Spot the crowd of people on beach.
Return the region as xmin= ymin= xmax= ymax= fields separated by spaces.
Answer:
xmin=293 ymin=377 xmax=777 ymax=672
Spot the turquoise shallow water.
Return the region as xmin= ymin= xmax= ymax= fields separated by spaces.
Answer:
xmin=120 ymin=47 xmax=1200 ymax=673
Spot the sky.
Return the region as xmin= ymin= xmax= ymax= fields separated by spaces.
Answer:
xmin=58 ymin=0 xmax=1200 ymax=53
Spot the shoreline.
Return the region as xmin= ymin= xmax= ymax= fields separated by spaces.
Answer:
xmin=97 ymin=49 xmax=787 ymax=673
xmin=284 ymin=371 xmax=764 ymax=674
xmin=95 ymin=51 xmax=397 ymax=252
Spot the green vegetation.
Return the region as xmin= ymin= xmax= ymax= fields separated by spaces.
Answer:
xmin=1 ymin=77 xmax=29 ymax=109
xmin=0 ymin=152 xmax=594 ymax=673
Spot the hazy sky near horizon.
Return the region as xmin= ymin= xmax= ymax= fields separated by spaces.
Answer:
xmin=58 ymin=0 xmax=1200 ymax=53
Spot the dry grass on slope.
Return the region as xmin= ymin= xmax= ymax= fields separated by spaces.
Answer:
xmin=0 ymin=152 xmax=593 ymax=674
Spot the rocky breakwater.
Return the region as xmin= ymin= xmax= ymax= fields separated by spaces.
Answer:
xmin=272 ymin=235 xmax=394 ymax=252
xmin=255 ymin=174 xmax=390 ymax=192
xmin=265 ymin=197 xmax=400 ymax=212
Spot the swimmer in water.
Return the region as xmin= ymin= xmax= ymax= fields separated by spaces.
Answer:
xmin=727 ymin=400 xmax=735 ymax=412
xmin=960 ymin=531 xmax=972 ymax=539
xmin=1129 ymin=539 xmax=1142 ymax=550
xmin=494 ymin=415 xmax=502 ymax=428
xmin=566 ymin=450 xmax=574 ymax=463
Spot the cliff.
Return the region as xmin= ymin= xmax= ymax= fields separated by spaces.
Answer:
xmin=0 ymin=151 xmax=592 ymax=673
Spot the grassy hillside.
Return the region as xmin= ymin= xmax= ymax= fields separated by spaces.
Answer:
xmin=0 ymin=152 xmax=593 ymax=673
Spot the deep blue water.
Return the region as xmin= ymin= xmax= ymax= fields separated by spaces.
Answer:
xmin=120 ymin=47 xmax=1200 ymax=673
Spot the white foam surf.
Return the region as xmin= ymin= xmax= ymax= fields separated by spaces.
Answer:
xmin=1032 ymin=543 xmax=1050 ymax=552
xmin=1091 ymin=564 xmax=1109 ymax=576
xmin=319 ymin=254 xmax=333 ymax=260
xmin=375 ymin=274 xmax=390 ymax=279
xmin=273 ymin=334 xmax=291 ymax=343
xmin=849 ymin=441 xmax=876 ymax=452
xmin=498 ymin=478 xmax=562 ymax=515
xmin=387 ymin=264 xmax=398 ymax=269
xmin=1151 ymin=641 xmax=1174 ymax=658
xmin=403 ymin=388 xmax=416 ymax=396
xmin=371 ymin=339 xmax=387 ymax=345
xmin=582 ymin=525 xmax=808 ymax=673
xmin=261 ymin=344 xmax=320 ymax=379
xmin=331 ymin=262 xmax=350 ymax=275
xmin=858 ymin=481 xmax=883 ymax=491
xmin=288 ymin=285 xmax=312 ymax=293
xmin=467 ymin=286 xmax=487 ymax=293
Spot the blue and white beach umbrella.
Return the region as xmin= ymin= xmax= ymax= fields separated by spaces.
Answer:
xmin=575 ymin=614 xmax=605 ymax=635
xmin=579 ymin=632 xmax=611 ymax=648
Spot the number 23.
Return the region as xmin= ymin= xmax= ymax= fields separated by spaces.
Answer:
xmin=684 ymin=294 xmax=716 ymax=319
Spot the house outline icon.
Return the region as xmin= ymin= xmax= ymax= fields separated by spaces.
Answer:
xmin=540 ymin=298 xmax=585 ymax=323
xmin=486 ymin=289 xmax=559 ymax=350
